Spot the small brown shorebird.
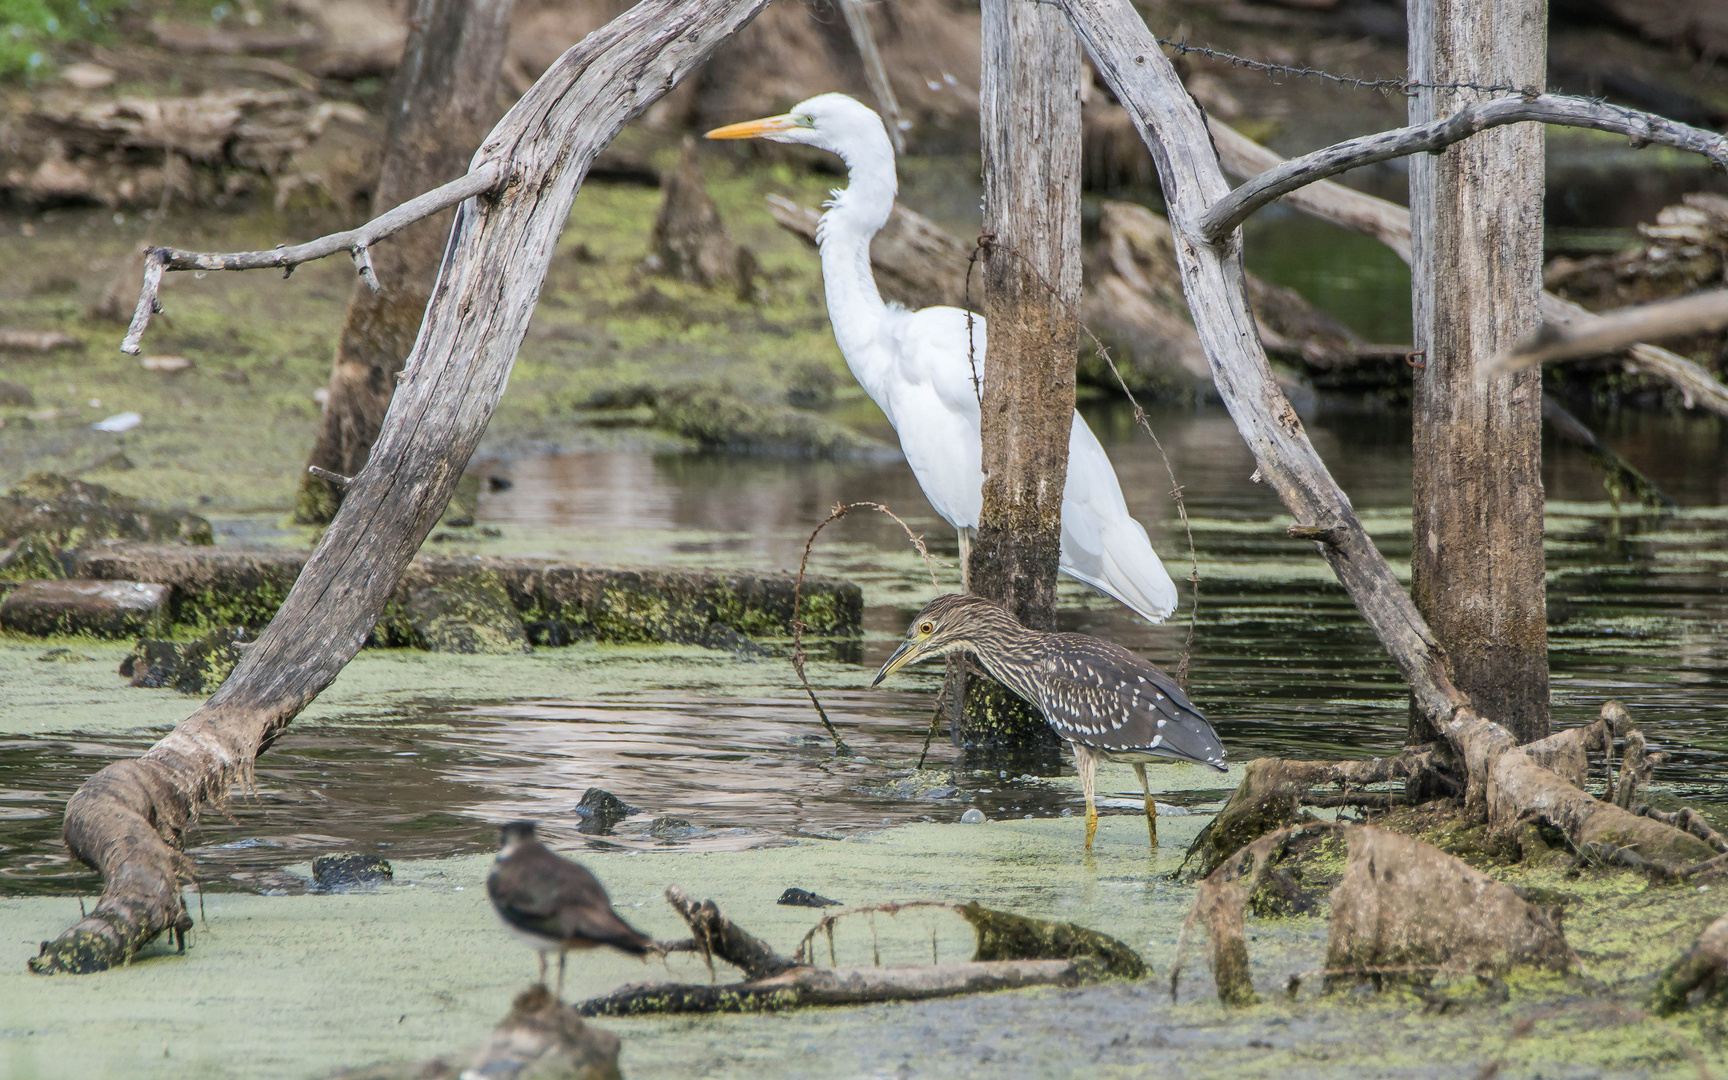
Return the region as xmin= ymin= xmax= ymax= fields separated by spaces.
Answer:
xmin=486 ymin=821 xmax=654 ymax=994
xmin=873 ymin=594 xmax=1227 ymax=853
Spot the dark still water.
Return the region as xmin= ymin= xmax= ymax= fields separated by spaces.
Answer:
xmin=4 ymin=401 xmax=1727 ymax=894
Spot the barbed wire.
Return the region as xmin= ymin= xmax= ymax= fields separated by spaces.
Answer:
xmin=1150 ymin=37 xmax=1526 ymax=97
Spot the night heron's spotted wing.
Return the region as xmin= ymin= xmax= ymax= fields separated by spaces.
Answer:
xmin=1024 ymin=634 xmax=1227 ymax=770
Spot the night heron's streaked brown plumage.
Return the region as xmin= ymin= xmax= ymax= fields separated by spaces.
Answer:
xmin=872 ymin=594 xmax=1227 ymax=851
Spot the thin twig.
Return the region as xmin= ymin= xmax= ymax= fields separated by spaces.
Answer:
xmin=792 ymin=900 xmax=963 ymax=965
xmin=119 ymin=161 xmax=504 ymax=354
xmin=792 ymin=501 xmax=941 ymax=756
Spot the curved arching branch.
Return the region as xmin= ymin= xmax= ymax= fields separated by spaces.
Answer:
xmin=1199 ymin=95 xmax=1728 ymax=243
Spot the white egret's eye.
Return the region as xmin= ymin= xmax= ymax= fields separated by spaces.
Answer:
xmin=919 ymin=621 xmax=934 ymax=635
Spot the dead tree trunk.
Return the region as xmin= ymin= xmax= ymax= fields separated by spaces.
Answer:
xmin=30 ymin=0 xmax=770 ymax=975
xmin=1059 ymin=0 xmax=1717 ymax=866
xmin=1407 ymin=0 xmax=1550 ymax=744
xmin=292 ymin=0 xmax=515 ymax=525
xmin=958 ymin=0 xmax=1083 ymax=752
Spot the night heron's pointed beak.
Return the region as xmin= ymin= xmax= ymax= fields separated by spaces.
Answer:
xmin=704 ymin=114 xmax=800 ymax=140
xmin=872 ymin=639 xmax=919 ymax=687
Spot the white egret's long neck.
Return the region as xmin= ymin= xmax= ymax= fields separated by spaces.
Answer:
xmin=815 ymin=134 xmax=897 ymax=399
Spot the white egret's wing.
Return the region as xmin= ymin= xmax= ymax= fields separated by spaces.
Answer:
xmin=1059 ymin=416 xmax=1179 ymax=622
xmin=878 ymin=306 xmax=986 ymax=530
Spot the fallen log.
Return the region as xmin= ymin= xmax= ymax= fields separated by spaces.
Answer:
xmin=30 ymin=0 xmax=775 ymax=975
xmin=1490 ymin=288 xmax=1728 ymax=375
xmin=575 ymin=886 xmax=1141 ymax=1015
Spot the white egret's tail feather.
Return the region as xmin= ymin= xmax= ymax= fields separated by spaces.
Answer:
xmin=1061 ymin=518 xmax=1179 ymax=624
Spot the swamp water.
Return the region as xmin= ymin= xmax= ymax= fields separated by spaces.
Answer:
xmin=6 ymin=403 xmax=1728 ymax=1078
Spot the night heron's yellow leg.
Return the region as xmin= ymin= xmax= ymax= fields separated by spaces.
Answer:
xmin=1075 ymin=743 xmax=1099 ymax=852
xmin=957 ymin=527 xmax=974 ymax=592
xmin=557 ymin=950 xmax=568 ymax=997
xmin=537 ymin=951 xmax=548 ymax=986
xmin=1133 ymin=763 xmax=1157 ymax=848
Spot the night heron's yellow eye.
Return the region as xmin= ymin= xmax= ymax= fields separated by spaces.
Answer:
xmin=918 ymin=621 xmax=934 ymax=635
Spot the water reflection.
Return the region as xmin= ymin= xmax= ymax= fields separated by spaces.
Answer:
xmin=4 ymin=401 xmax=1727 ymax=895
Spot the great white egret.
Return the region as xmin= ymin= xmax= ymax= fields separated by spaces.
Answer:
xmin=707 ymin=93 xmax=1177 ymax=622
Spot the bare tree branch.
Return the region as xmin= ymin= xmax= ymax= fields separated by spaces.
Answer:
xmin=1488 ymin=288 xmax=1728 ymax=376
xmin=1200 ymin=95 xmax=1728 ymax=243
xmin=1207 ymin=117 xmax=1413 ymax=262
xmin=119 ymin=162 xmax=506 ymax=354
xmin=1210 ymin=118 xmax=1728 ymax=420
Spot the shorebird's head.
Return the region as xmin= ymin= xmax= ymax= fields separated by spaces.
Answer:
xmin=497 ymin=820 xmax=538 ymax=857
xmin=705 ymin=93 xmax=892 ymax=163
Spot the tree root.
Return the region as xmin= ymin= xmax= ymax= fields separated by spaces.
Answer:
xmin=1174 ymin=823 xmax=1575 ymax=1006
xmin=575 ymin=886 xmax=1145 ymax=1016
xmin=1185 ymin=701 xmax=1716 ymax=886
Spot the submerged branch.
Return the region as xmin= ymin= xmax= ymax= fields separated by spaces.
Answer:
xmin=1200 ymin=95 xmax=1728 ymax=242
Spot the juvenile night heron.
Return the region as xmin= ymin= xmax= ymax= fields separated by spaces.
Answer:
xmin=487 ymin=821 xmax=654 ymax=995
xmin=872 ymin=594 xmax=1227 ymax=852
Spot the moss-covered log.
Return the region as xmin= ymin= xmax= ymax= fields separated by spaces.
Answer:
xmin=57 ymin=545 xmax=861 ymax=645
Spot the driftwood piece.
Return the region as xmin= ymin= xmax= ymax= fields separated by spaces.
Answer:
xmin=32 ymin=0 xmax=774 ymax=976
xmin=1322 ymin=827 xmax=1574 ymax=988
xmin=576 ymin=887 xmax=1138 ymax=1016
xmin=1210 ymin=118 xmax=1728 ymax=420
xmin=1176 ymin=823 xmax=1573 ymax=1006
xmin=1184 ymin=754 xmax=1437 ymax=879
xmin=324 ymin=985 xmax=621 ymax=1080
xmin=1059 ymin=0 xmax=1711 ymax=865
xmin=1490 ymin=289 xmax=1728 ymax=375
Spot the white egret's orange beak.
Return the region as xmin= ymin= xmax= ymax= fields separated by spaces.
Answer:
xmin=704 ymin=114 xmax=802 ymax=140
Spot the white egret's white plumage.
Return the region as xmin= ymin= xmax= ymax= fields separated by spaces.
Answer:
xmin=707 ymin=94 xmax=1177 ymax=622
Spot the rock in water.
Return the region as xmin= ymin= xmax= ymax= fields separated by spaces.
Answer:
xmin=0 ymin=473 xmax=212 ymax=548
xmin=573 ymin=788 xmax=637 ymax=835
xmin=312 ymin=853 xmax=393 ymax=890
xmin=119 ymin=627 xmax=247 ymax=693
xmin=777 ymin=888 xmax=841 ymax=908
